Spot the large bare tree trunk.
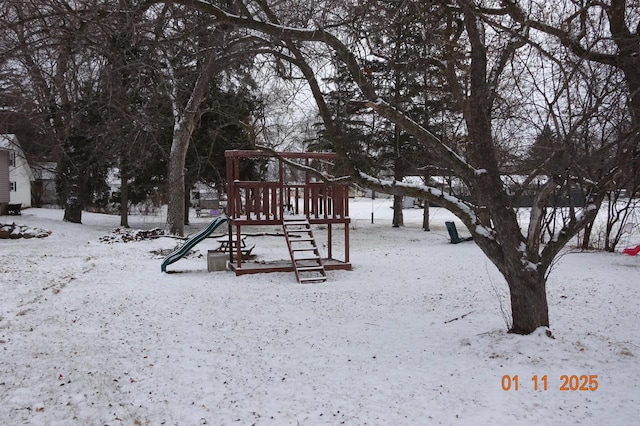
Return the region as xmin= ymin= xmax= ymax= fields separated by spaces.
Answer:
xmin=505 ymin=266 xmax=549 ymax=334
xmin=422 ymin=200 xmax=430 ymax=231
xmin=392 ymin=195 xmax=403 ymax=227
xmin=166 ymin=122 xmax=191 ymax=236
xmin=166 ymin=52 xmax=217 ymax=236
xmin=509 ymin=277 xmax=549 ymax=334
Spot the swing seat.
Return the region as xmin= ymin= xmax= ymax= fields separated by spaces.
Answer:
xmin=445 ymin=221 xmax=473 ymax=244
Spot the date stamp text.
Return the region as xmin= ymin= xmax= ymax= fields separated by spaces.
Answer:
xmin=501 ymin=375 xmax=599 ymax=391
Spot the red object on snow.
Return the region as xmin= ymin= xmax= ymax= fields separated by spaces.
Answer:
xmin=622 ymin=244 xmax=640 ymax=256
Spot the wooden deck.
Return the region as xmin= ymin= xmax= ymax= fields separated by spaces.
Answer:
xmin=227 ymin=258 xmax=352 ymax=276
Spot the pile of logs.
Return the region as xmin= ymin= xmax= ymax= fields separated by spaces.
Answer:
xmin=98 ymin=227 xmax=166 ymax=243
xmin=0 ymin=223 xmax=52 ymax=239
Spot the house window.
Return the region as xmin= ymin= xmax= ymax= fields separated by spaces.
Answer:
xmin=9 ymin=151 xmax=16 ymax=167
xmin=10 ymin=181 xmax=17 ymax=192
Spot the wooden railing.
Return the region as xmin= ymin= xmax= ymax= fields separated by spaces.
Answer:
xmin=228 ymin=181 xmax=349 ymax=224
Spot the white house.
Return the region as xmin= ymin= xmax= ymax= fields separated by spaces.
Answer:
xmin=0 ymin=145 xmax=9 ymax=208
xmin=0 ymin=134 xmax=34 ymax=209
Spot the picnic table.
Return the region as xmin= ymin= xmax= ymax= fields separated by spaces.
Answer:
xmin=216 ymin=234 xmax=246 ymax=251
xmin=215 ymin=234 xmax=255 ymax=259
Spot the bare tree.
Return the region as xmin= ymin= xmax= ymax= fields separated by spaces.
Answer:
xmin=499 ymin=0 xmax=640 ymax=249
xmin=165 ymin=0 xmax=627 ymax=334
xmin=503 ymin=0 xmax=640 ymax=129
xmin=96 ymin=0 xmax=166 ymax=227
xmin=1 ymin=0 xmax=115 ymax=223
xmin=154 ymin=4 xmax=259 ymax=236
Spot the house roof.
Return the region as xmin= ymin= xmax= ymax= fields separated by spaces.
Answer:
xmin=1 ymin=133 xmax=34 ymax=180
xmin=0 ymin=133 xmax=18 ymax=150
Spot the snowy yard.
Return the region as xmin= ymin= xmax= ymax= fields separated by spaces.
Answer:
xmin=1 ymin=197 xmax=639 ymax=425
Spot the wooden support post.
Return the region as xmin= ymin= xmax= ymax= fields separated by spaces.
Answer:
xmin=235 ymin=224 xmax=242 ymax=269
xmin=345 ymin=224 xmax=350 ymax=263
xmin=328 ymin=223 xmax=333 ymax=259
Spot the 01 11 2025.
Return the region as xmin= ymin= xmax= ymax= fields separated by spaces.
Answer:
xmin=501 ymin=374 xmax=599 ymax=391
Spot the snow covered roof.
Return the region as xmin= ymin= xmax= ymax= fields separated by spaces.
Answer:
xmin=0 ymin=133 xmax=19 ymax=150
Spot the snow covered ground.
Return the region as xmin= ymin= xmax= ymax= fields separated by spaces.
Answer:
xmin=1 ymin=197 xmax=639 ymax=425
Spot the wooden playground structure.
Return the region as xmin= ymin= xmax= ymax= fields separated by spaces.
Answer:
xmin=224 ymin=150 xmax=352 ymax=282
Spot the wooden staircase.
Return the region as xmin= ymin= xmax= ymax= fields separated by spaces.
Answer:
xmin=283 ymin=217 xmax=327 ymax=283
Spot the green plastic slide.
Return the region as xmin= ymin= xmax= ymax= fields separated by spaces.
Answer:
xmin=161 ymin=215 xmax=228 ymax=272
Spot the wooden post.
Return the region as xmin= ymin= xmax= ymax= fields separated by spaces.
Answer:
xmin=235 ymin=224 xmax=242 ymax=269
xmin=279 ymin=157 xmax=284 ymax=220
xmin=328 ymin=223 xmax=332 ymax=259
xmin=345 ymin=224 xmax=350 ymax=264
